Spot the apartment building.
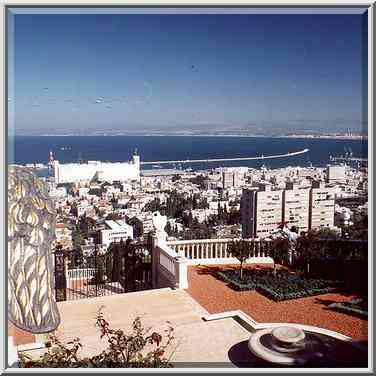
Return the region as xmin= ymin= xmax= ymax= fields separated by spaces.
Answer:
xmin=309 ymin=180 xmax=336 ymax=229
xmin=283 ymin=182 xmax=310 ymax=233
xmin=241 ymin=180 xmax=336 ymax=238
xmin=241 ymin=183 xmax=283 ymax=238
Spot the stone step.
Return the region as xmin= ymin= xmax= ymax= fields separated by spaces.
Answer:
xmin=58 ymin=311 xmax=202 ymax=340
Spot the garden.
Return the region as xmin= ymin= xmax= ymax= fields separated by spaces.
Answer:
xmin=224 ymin=235 xmax=367 ymax=304
xmin=217 ymin=268 xmax=343 ymax=302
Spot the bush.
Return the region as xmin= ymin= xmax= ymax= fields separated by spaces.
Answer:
xmin=328 ymin=300 xmax=368 ymax=319
xmin=19 ymin=308 xmax=175 ymax=368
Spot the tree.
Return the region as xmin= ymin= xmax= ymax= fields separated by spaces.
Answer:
xmin=270 ymin=237 xmax=290 ymax=266
xmin=197 ymin=197 xmax=209 ymax=210
xmin=72 ymin=224 xmax=85 ymax=254
xmin=106 ymin=213 xmax=122 ymax=221
xmin=165 ymin=221 xmax=173 ymax=236
xmin=70 ymin=203 xmax=78 ymax=217
xmin=227 ymin=240 xmax=251 ymax=281
xmin=88 ymin=187 xmax=103 ymax=197
xmin=143 ymin=198 xmax=162 ymax=213
xmin=111 ymin=194 xmax=119 ymax=209
xmin=189 ymin=175 xmax=207 ymax=190
xmin=316 ymin=227 xmax=340 ymax=241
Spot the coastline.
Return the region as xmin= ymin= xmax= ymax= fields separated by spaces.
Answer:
xmin=14 ymin=134 xmax=367 ymax=141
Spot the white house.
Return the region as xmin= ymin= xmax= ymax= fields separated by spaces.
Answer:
xmin=100 ymin=219 xmax=134 ymax=247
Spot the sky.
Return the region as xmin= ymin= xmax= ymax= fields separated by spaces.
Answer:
xmin=8 ymin=10 xmax=368 ymax=135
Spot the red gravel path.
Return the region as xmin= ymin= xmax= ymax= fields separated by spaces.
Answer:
xmin=186 ymin=265 xmax=368 ymax=342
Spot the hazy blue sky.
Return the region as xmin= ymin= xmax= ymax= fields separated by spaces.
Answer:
xmin=8 ymin=10 xmax=367 ymax=134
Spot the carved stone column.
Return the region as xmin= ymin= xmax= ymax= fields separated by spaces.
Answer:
xmin=8 ymin=166 xmax=61 ymax=334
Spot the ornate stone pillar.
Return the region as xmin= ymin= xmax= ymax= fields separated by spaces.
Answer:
xmin=8 ymin=166 xmax=61 ymax=365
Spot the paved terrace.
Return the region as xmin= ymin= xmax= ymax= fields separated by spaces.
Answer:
xmin=186 ymin=265 xmax=368 ymax=342
xmin=32 ymin=288 xmax=254 ymax=367
xmin=22 ymin=271 xmax=368 ymax=367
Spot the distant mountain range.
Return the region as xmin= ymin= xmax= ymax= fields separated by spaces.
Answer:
xmin=14 ymin=121 xmax=367 ymax=137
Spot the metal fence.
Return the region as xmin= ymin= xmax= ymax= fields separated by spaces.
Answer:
xmin=54 ymin=237 xmax=153 ymax=302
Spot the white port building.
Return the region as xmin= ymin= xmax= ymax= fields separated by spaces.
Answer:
xmin=53 ymin=153 xmax=140 ymax=184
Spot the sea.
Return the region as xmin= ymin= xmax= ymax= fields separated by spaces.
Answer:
xmin=9 ymin=136 xmax=368 ymax=172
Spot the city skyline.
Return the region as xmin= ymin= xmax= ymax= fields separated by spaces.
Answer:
xmin=8 ymin=9 xmax=367 ymax=135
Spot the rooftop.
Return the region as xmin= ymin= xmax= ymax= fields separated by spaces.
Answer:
xmin=104 ymin=219 xmax=131 ymax=230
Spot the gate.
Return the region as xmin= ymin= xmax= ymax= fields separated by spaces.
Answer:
xmin=54 ymin=236 xmax=153 ymax=301
xmin=54 ymin=244 xmax=67 ymax=302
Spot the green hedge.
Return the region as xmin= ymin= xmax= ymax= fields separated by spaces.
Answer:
xmin=328 ymin=301 xmax=368 ymax=319
xmin=217 ymin=271 xmax=256 ymax=291
xmin=216 ymin=270 xmax=342 ymax=302
xmin=255 ymin=285 xmax=339 ymax=302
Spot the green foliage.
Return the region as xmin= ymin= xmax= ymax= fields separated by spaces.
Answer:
xmin=143 ymin=198 xmax=163 ymax=213
xmin=128 ymin=217 xmax=144 ymax=238
xmin=72 ymin=224 xmax=85 ymax=253
xmin=110 ymin=194 xmax=119 ymax=209
xmin=70 ymin=203 xmax=78 ymax=217
xmin=270 ymin=237 xmax=290 ymax=265
xmin=105 ymin=213 xmax=122 ymax=221
xmin=316 ymin=227 xmax=341 ymax=240
xmin=329 ymin=299 xmax=368 ymax=319
xmin=164 ymin=222 xmax=179 ymax=238
xmin=56 ymin=182 xmax=75 ymax=196
xmin=217 ymin=269 xmax=342 ymax=302
xmin=227 ymin=240 xmax=251 ymax=280
xmin=295 ymin=233 xmax=367 ymax=263
xmin=78 ymin=215 xmax=97 ymax=238
xmin=206 ymin=208 xmax=240 ymax=227
xmin=189 ymin=175 xmax=207 ymax=190
xmin=88 ymin=187 xmax=103 ymax=197
xmin=19 ymin=309 xmax=175 ymax=368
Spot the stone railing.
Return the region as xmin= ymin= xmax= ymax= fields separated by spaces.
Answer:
xmin=152 ymin=237 xmax=188 ymax=290
xmin=166 ymin=238 xmax=274 ymax=265
xmin=152 ymin=237 xmax=273 ymax=290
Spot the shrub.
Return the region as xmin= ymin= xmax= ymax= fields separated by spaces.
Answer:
xmin=217 ymin=269 xmax=342 ymax=302
xmin=329 ymin=301 xmax=368 ymax=319
xmin=19 ymin=308 xmax=175 ymax=368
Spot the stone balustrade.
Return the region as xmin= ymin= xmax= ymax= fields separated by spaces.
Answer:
xmin=152 ymin=236 xmax=189 ymax=290
xmin=166 ymin=238 xmax=274 ymax=265
xmin=151 ymin=237 xmax=274 ymax=290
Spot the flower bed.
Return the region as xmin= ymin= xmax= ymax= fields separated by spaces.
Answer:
xmin=217 ymin=269 xmax=343 ymax=301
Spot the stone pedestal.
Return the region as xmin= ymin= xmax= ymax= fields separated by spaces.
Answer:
xmin=174 ymin=257 xmax=188 ymax=289
xmin=8 ymin=336 xmax=19 ymax=368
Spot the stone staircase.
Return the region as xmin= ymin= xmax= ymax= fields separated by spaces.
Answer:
xmin=25 ymin=288 xmax=250 ymax=365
